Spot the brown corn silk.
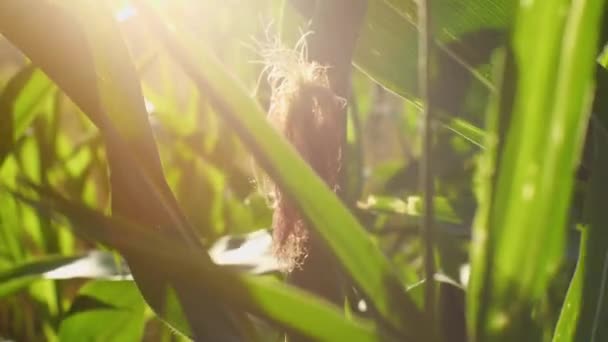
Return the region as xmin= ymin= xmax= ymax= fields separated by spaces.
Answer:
xmin=263 ymin=41 xmax=345 ymax=271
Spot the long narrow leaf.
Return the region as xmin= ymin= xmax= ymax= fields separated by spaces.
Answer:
xmin=468 ymin=0 xmax=606 ymax=340
xmin=553 ymin=74 xmax=608 ymax=342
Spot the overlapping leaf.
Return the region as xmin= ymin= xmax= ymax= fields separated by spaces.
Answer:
xmin=13 ymin=185 xmax=384 ymax=342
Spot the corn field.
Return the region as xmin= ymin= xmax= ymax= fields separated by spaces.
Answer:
xmin=0 ymin=0 xmax=607 ymax=341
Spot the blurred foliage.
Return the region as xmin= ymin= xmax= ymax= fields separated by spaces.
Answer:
xmin=0 ymin=0 xmax=606 ymax=341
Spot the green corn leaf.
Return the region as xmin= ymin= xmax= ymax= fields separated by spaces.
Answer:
xmin=0 ymin=65 xmax=53 ymax=166
xmin=467 ymin=0 xmax=606 ymax=340
xmin=59 ymin=280 xmax=147 ymax=342
xmin=553 ymin=71 xmax=608 ymax=342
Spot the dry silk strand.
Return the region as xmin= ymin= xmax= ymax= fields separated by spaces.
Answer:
xmin=261 ymin=35 xmax=346 ymax=272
